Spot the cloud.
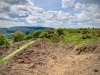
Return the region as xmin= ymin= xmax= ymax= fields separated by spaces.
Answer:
xmin=0 ymin=0 xmax=45 ymax=27
xmin=78 ymin=0 xmax=100 ymax=4
xmin=88 ymin=4 xmax=100 ymax=13
xmin=0 ymin=0 xmax=73 ymax=28
xmin=3 ymin=0 xmax=33 ymax=5
xmin=61 ymin=0 xmax=75 ymax=8
xmin=61 ymin=0 xmax=100 ymax=28
xmin=0 ymin=0 xmax=100 ymax=28
xmin=74 ymin=2 xmax=86 ymax=12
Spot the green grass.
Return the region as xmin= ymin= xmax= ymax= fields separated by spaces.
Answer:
xmin=44 ymin=29 xmax=100 ymax=50
xmin=64 ymin=32 xmax=100 ymax=50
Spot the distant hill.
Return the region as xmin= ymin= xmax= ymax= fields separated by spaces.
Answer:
xmin=0 ymin=26 xmax=53 ymax=34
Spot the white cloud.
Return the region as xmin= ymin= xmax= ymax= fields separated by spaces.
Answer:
xmin=0 ymin=0 xmax=100 ymax=28
xmin=61 ymin=0 xmax=75 ymax=8
xmin=0 ymin=1 xmax=9 ymax=10
xmin=0 ymin=13 xmax=10 ymax=19
xmin=88 ymin=4 xmax=100 ymax=13
xmin=78 ymin=0 xmax=100 ymax=4
xmin=74 ymin=2 xmax=86 ymax=12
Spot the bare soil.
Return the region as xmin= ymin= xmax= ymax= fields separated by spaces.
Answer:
xmin=0 ymin=40 xmax=100 ymax=75
xmin=0 ymin=41 xmax=26 ymax=57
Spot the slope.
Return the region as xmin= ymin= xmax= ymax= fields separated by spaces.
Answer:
xmin=0 ymin=40 xmax=100 ymax=75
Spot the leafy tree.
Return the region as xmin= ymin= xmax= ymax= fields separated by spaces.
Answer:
xmin=11 ymin=31 xmax=25 ymax=42
xmin=0 ymin=34 xmax=6 ymax=46
xmin=4 ymin=39 xmax=11 ymax=48
xmin=0 ymin=34 xmax=10 ymax=47
xmin=39 ymin=32 xmax=47 ymax=38
xmin=32 ymin=30 xmax=43 ymax=38
xmin=25 ymin=30 xmax=43 ymax=40
xmin=57 ymin=28 xmax=65 ymax=36
xmin=24 ymin=34 xmax=33 ymax=40
xmin=39 ymin=29 xmax=57 ymax=39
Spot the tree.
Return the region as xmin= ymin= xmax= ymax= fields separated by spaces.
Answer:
xmin=24 ymin=34 xmax=33 ymax=40
xmin=32 ymin=30 xmax=43 ymax=38
xmin=0 ymin=34 xmax=10 ymax=47
xmin=57 ymin=28 xmax=65 ymax=36
xmin=4 ymin=39 xmax=11 ymax=48
xmin=39 ymin=30 xmax=56 ymax=39
xmin=11 ymin=31 xmax=25 ymax=42
xmin=0 ymin=34 xmax=6 ymax=46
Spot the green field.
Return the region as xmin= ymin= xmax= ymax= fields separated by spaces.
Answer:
xmin=43 ymin=28 xmax=100 ymax=50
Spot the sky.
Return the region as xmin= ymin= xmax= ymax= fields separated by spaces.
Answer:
xmin=0 ymin=0 xmax=100 ymax=28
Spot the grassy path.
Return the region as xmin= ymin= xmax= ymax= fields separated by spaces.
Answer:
xmin=0 ymin=40 xmax=35 ymax=66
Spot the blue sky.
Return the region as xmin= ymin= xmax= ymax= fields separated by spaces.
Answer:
xmin=32 ymin=0 xmax=62 ymax=11
xmin=0 ymin=0 xmax=100 ymax=28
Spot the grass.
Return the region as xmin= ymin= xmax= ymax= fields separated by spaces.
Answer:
xmin=44 ymin=29 xmax=100 ymax=50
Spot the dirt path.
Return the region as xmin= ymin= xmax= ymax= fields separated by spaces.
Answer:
xmin=47 ymin=53 xmax=100 ymax=75
xmin=0 ymin=41 xmax=35 ymax=64
xmin=0 ymin=40 xmax=100 ymax=75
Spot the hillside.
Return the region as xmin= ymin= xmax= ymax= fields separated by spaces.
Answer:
xmin=0 ymin=40 xmax=100 ymax=75
xmin=0 ymin=28 xmax=100 ymax=75
xmin=0 ymin=26 xmax=52 ymax=34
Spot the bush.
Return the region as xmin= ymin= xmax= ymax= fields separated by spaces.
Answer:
xmin=96 ymin=30 xmax=100 ymax=37
xmin=32 ymin=30 xmax=43 ymax=38
xmin=51 ymin=36 xmax=63 ymax=43
xmin=82 ymin=34 xmax=91 ymax=39
xmin=0 ymin=34 xmax=10 ymax=47
xmin=77 ymin=30 xmax=81 ymax=33
xmin=4 ymin=39 xmax=11 ymax=48
xmin=24 ymin=34 xmax=33 ymax=40
xmin=39 ymin=30 xmax=58 ymax=39
xmin=39 ymin=32 xmax=50 ymax=39
xmin=11 ymin=31 xmax=25 ymax=42
xmin=82 ymin=30 xmax=89 ymax=34
xmin=57 ymin=28 xmax=65 ymax=36
xmin=0 ymin=34 xmax=6 ymax=46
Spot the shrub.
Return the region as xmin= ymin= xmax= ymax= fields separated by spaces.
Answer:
xmin=96 ymin=30 xmax=100 ymax=37
xmin=0 ymin=34 xmax=6 ymax=46
xmin=82 ymin=34 xmax=91 ymax=39
xmin=24 ymin=35 xmax=33 ymax=40
xmin=11 ymin=31 xmax=25 ymax=42
xmin=77 ymin=30 xmax=81 ymax=33
xmin=51 ymin=36 xmax=63 ymax=43
xmin=32 ymin=30 xmax=43 ymax=38
xmin=57 ymin=28 xmax=65 ymax=36
xmin=0 ymin=34 xmax=10 ymax=47
xmin=82 ymin=30 xmax=89 ymax=34
xmin=4 ymin=39 xmax=11 ymax=48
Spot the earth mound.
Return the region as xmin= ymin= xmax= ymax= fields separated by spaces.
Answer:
xmin=76 ymin=41 xmax=100 ymax=54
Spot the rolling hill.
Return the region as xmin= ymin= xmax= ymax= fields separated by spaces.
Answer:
xmin=0 ymin=26 xmax=53 ymax=34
